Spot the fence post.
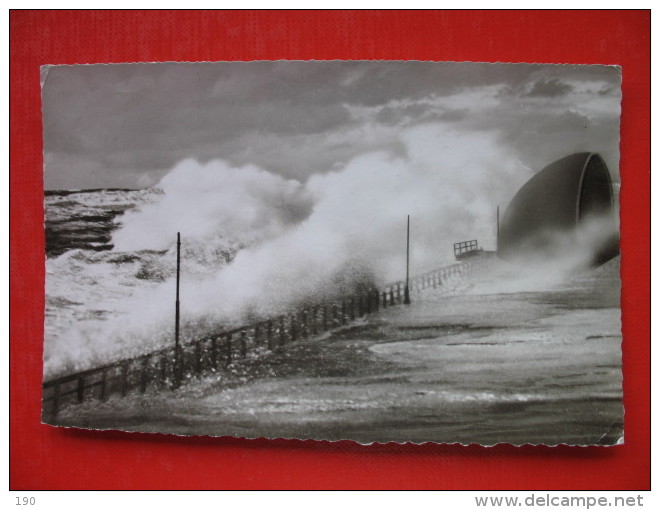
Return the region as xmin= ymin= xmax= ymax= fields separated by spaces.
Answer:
xmin=277 ymin=316 xmax=285 ymax=345
xmin=100 ymin=370 xmax=107 ymax=401
xmin=240 ymin=331 xmax=248 ymax=358
xmin=267 ymin=320 xmax=273 ymax=350
xmin=303 ymin=310 xmax=308 ymax=338
xmin=52 ymin=384 xmax=60 ymax=417
xmin=211 ymin=337 xmax=218 ymax=369
xmin=329 ymin=303 xmax=335 ymax=327
xmin=155 ymin=353 xmax=165 ymax=387
xmin=195 ymin=342 xmax=202 ymax=374
xmin=140 ymin=357 xmax=149 ymax=393
xmin=77 ymin=375 xmax=85 ymax=403
xmin=310 ymin=308 xmax=317 ymax=336
xmin=173 ymin=346 xmax=183 ymax=390
xmin=121 ymin=362 xmax=129 ymax=396
xmin=290 ymin=314 xmax=297 ymax=342
xmin=226 ymin=333 xmax=233 ymax=365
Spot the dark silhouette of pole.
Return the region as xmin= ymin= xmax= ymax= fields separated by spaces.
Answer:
xmin=404 ymin=215 xmax=411 ymax=305
xmin=173 ymin=232 xmax=182 ymax=389
xmin=496 ymin=206 xmax=500 ymax=253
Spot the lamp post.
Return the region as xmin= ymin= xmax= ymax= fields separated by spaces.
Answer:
xmin=496 ymin=205 xmax=500 ymax=253
xmin=404 ymin=215 xmax=411 ymax=305
xmin=173 ymin=232 xmax=182 ymax=389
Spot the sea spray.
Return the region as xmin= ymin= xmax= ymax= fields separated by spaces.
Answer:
xmin=45 ymin=124 xmax=535 ymax=377
xmin=111 ymin=159 xmax=314 ymax=252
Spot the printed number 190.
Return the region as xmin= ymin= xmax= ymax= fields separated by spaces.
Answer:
xmin=16 ymin=497 xmax=35 ymax=506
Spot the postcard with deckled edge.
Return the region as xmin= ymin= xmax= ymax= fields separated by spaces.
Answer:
xmin=41 ymin=61 xmax=622 ymax=446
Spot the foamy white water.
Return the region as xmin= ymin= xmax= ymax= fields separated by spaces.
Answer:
xmin=51 ymin=258 xmax=622 ymax=445
xmin=45 ymin=127 xmax=538 ymax=378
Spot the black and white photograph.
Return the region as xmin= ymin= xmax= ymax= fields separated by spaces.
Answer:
xmin=41 ymin=61 xmax=622 ymax=445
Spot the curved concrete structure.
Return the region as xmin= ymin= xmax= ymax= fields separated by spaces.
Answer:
xmin=498 ymin=153 xmax=619 ymax=267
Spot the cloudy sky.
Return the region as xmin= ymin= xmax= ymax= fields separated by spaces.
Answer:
xmin=41 ymin=61 xmax=621 ymax=190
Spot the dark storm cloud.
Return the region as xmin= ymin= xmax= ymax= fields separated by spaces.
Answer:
xmin=42 ymin=61 xmax=621 ymax=189
xmin=470 ymin=99 xmax=621 ymax=180
xmin=526 ymin=78 xmax=574 ymax=97
xmin=375 ymin=103 xmax=468 ymax=126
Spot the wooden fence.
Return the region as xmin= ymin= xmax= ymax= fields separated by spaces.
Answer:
xmin=42 ymin=255 xmax=494 ymax=418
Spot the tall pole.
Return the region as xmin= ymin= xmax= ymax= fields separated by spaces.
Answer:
xmin=404 ymin=215 xmax=411 ymax=305
xmin=173 ymin=232 xmax=181 ymax=389
xmin=496 ymin=206 xmax=500 ymax=253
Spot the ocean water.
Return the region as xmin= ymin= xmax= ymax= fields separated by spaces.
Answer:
xmin=44 ymin=190 xmax=622 ymax=444
xmin=44 ymin=189 xmax=245 ymax=378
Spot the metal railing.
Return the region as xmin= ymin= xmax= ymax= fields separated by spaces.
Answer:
xmin=454 ymin=239 xmax=480 ymax=257
xmin=42 ymin=256 xmax=493 ymax=418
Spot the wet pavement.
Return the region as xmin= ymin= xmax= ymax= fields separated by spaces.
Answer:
xmin=52 ymin=259 xmax=623 ymax=446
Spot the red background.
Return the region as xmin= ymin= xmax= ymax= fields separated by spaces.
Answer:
xmin=10 ymin=10 xmax=650 ymax=490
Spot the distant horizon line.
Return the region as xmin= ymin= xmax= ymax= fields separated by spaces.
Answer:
xmin=45 ymin=179 xmax=623 ymax=194
xmin=45 ymin=187 xmax=150 ymax=194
